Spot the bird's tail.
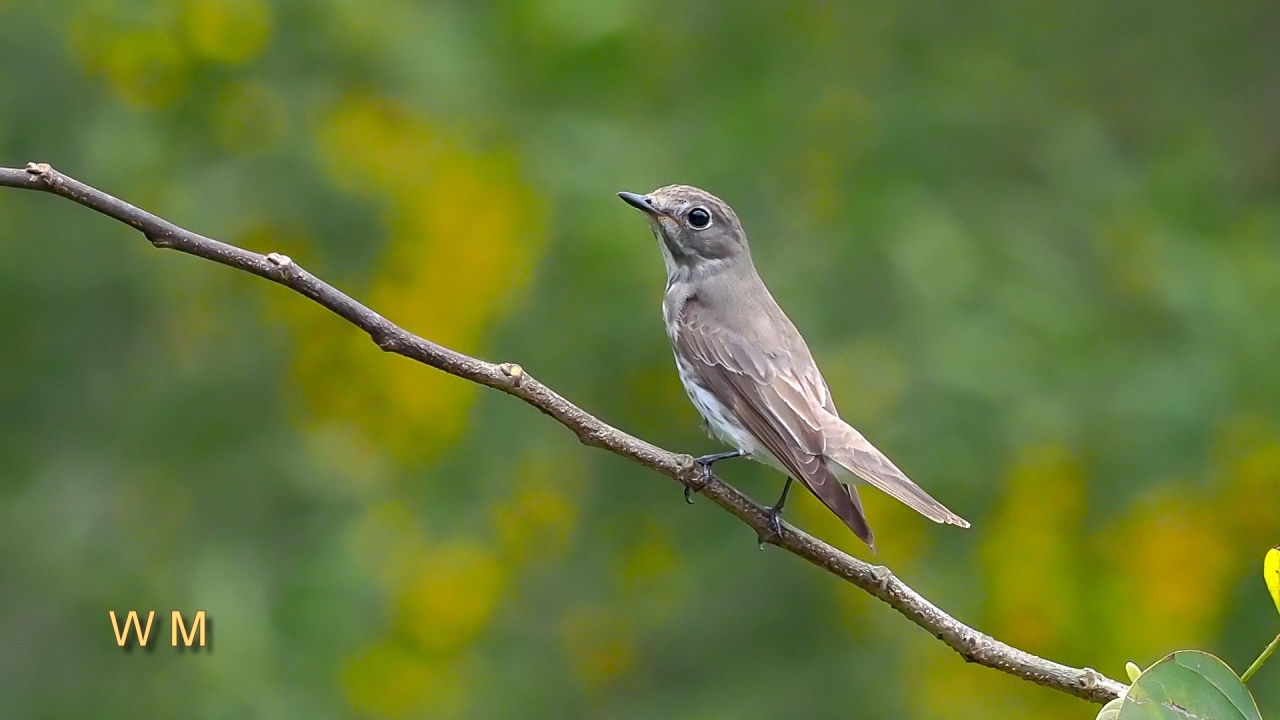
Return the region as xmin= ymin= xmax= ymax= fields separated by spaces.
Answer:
xmin=789 ymin=454 xmax=877 ymax=549
xmin=824 ymin=421 xmax=970 ymax=528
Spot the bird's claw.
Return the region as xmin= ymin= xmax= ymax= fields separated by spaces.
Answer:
xmin=756 ymin=505 xmax=784 ymax=549
xmin=685 ymin=456 xmax=716 ymax=504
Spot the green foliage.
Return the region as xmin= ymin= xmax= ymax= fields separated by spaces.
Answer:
xmin=1099 ymin=651 xmax=1262 ymax=720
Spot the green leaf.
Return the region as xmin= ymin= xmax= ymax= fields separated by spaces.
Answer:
xmin=1117 ymin=651 xmax=1262 ymax=720
xmin=1096 ymin=697 xmax=1123 ymax=720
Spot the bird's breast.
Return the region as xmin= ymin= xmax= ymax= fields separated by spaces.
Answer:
xmin=673 ymin=354 xmax=757 ymax=454
xmin=661 ymin=286 xmax=691 ymax=343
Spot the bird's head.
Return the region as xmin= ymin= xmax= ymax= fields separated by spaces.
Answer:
xmin=618 ymin=185 xmax=750 ymax=276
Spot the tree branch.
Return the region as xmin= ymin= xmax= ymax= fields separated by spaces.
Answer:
xmin=0 ymin=162 xmax=1126 ymax=704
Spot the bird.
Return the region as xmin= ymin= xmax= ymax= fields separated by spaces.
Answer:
xmin=618 ymin=185 xmax=969 ymax=549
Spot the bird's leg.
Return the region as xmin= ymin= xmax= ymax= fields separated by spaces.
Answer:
xmin=758 ymin=476 xmax=794 ymax=548
xmin=687 ymin=449 xmax=747 ymax=503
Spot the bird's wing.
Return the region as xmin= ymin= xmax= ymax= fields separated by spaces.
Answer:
xmin=675 ymin=316 xmax=874 ymax=546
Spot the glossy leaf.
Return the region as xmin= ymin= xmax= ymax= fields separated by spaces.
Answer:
xmin=1117 ymin=651 xmax=1262 ymax=720
xmin=1096 ymin=697 xmax=1123 ymax=720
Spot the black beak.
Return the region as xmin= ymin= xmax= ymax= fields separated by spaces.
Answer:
xmin=617 ymin=191 xmax=657 ymax=214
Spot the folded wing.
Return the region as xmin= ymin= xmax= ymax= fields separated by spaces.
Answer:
xmin=676 ymin=307 xmax=969 ymax=545
xmin=675 ymin=317 xmax=875 ymax=547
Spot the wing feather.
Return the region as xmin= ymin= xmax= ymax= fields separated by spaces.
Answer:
xmin=676 ymin=307 xmax=969 ymax=541
xmin=676 ymin=317 xmax=874 ymax=546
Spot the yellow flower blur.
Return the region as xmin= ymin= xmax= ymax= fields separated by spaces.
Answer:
xmin=1266 ymin=546 xmax=1279 ymax=616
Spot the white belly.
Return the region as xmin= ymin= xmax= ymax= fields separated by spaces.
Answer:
xmin=673 ymin=354 xmax=791 ymax=474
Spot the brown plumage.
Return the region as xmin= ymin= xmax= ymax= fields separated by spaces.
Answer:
xmin=620 ymin=184 xmax=969 ymax=549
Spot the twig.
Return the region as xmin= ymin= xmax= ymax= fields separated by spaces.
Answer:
xmin=1241 ymin=633 xmax=1279 ymax=683
xmin=0 ymin=162 xmax=1127 ymax=703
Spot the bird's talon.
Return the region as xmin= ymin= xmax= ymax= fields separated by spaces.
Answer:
xmin=694 ymin=459 xmax=715 ymax=482
xmin=684 ymin=456 xmax=717 ymax=504
xmin=753 ymin=505 xmax=785 ymax=549
xmin=767 ymin=507 xmax=784 ymax=537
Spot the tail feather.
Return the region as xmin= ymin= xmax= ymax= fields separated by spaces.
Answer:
xmin=844 ymin=483 xmax=875 ymax=551
xmin=826 ymin=423 xmax=970 ymax=528
xmin=788 ymin=454 xmax=876 ymax=549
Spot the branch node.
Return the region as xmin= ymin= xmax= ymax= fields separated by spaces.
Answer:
xmin=146 ymin=231 xmax=174 ymax=249
xmin=871 ymin=564 xmax=895 ymax=591
xmin=965 ymin=636 xmax=991 ymax=666
xmin=576 ymin=428 xmax=607 ymax=448
xmin=499 ymin=362 xmax=527 ymax=388
xmin=1079 ymin=668 xmax=1105 ymax=690
xmin=24 ymin=162 xmax=51 ymax=176
xmin=675 ymin=454 xmax=696 ymax=474
xmin=373 ymin=329 xmax=403 ymax=352
xmin=267 ymin=252 xmax=294 ymax=268
xmin=672 ymin=454 xmax=708 ymax=493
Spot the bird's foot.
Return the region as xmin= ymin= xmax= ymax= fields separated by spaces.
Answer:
xmin=685 ymin=457 xmax=714 ymax=504
xmin=686 ymin=450 xmax=745 ymax=504
xmin=755 ymin=476 xmax=793 ymax=549
xmin=756 ymin=504 xmax=785 ymax=550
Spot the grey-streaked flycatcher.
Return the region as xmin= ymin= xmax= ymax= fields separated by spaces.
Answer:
xmin=619 ymin=185 xmax=969 ymax=549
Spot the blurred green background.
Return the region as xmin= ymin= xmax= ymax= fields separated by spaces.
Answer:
xmin=1 ymin=0 xmax=1278 ymax=717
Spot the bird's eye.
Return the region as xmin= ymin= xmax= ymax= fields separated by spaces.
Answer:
xmin=687 ymin=207 xmax=712 ymax=229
